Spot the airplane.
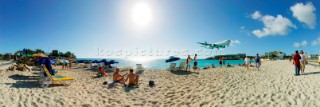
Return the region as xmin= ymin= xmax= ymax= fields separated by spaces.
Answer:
xmin=197 ymin=40 xmax=231 ymax=50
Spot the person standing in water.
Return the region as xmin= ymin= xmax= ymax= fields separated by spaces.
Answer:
xmin=186 ymin=55 xmax=192 ymax=71
xmin=193 ymin=54 xmax=198 ymax=71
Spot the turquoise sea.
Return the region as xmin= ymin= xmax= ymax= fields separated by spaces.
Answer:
xmin=77 ymin=58 xmax=254 ymax=69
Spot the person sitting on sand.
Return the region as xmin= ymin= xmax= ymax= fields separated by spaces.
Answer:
xmin=212 ymin=64 xmax=215 ymax=68
xmin=124 ymin=69 xmax=139 ymax=86
xmin=113 ymin=68 xmax=127 ymax=83
xmin=95 ymin=67 xmax=107 ymax=77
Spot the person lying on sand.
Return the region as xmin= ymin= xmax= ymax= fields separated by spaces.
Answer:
xmin=113 ymin=68 xmax=127 ymax=83
xmin=124 ymin=69 xmax=139 ymax=87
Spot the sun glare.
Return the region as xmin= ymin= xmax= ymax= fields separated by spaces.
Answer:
xmin=131 ymin=2 xmax=153 ymax=27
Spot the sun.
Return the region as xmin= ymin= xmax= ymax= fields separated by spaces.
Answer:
xmin=131 ymin=2 xmax=153 ymax=27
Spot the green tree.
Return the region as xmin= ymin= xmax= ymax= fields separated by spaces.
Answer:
xmin=25 ymin=49 xmax=35 ymax=55
xmin=64 ymin=51 xmax=72 ymax=58
xmin=35 ymin=49 xmax=44 ymax=53
xmin=59 ymin=52 xmax=64 ymax=57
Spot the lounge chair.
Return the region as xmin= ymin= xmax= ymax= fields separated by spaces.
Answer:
xmin=166 ymin=63 xmax=176 ymax=71
xmin=40 ymin=66 xmax=74 ymax=88
xmin=136 ymin=64 xmax=144 ymax=72
xmin=91 ymin=63 xmax=99 ymax=69
xmin=176 ymin=62 xmax=186 ymax=71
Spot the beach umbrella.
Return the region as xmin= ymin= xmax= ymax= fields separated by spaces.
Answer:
xmin=100 ymin=59 xmax=119 ymax=65
xmin=165 ymin=56 xmax=180 ymax=63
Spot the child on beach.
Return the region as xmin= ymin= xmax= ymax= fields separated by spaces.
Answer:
xmin=186 ymin=55 xmax=192 ymax=71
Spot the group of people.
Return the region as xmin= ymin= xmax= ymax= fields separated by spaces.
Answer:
xmin=95 ymin=67 xmax=139 ymax=86
xmin=112 ymin=68 xmax=139 ymax=86
xmin=56 ymin=58 xmax=72 ymax=70
xmin=185 ymin=54 xmax=263 ymax=71
xmin=185 ymin=54 xmax=198 ymax=71
xmin=244 ymin=54 xmax=261 ymax=71
xmin=293 ymin=50 xmax=306 ymax=76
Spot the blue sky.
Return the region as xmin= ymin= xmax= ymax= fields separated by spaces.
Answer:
xmin=0 ymin=0 xmax=320 ymax=58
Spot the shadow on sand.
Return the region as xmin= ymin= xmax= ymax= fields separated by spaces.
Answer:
xmin=135 ymin=70 xmax=144 ymax=75
xmin=123 ymin=85 xmax=139 ymax=92
xmin=5 ymin=81 xmax=40 ymax=88
xmin=8 ymin=74 xmax=39 ymax=81
xmin=301 ymin=71 xmax=320 ymax=76
xmin=170 ymin=70 xmax=199 ymax=75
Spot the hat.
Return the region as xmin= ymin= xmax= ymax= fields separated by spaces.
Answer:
xmin=36 ymin=53 xmax=47 ymax=57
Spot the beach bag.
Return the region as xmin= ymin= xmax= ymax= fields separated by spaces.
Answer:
xmin=103 ymin=81 xmax=108 ymax=85
xmin=149 ymin=81 xmax=155 ymax=87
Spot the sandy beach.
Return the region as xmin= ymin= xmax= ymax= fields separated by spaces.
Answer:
xmin=1 ymin=60 xmax=320 ymax=107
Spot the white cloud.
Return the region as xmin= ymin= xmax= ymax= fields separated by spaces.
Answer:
xmin=230 ymin=40 xmax=241 ymax=46
xmin=290 ymin=2 xmax=316 ymax=29
xmin=251 ymin=11 xmax=297 ymax=38
xmin=251 ymin=11 xmax=262 ymax=19
xmin=312 ymin=36 xmax=320 ymax=46
xmin=293 ymin=40 xmax=308 ymax=47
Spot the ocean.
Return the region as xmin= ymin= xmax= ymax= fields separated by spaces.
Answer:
xmin=77 ymin=58 xmax=254 ymax=69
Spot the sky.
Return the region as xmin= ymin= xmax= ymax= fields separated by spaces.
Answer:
xmin=0 ymin=0 xmax=320 ymax=59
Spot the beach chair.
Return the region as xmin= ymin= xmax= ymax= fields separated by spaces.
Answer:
xmin=136 ymin=64 xmax=144 ymax=72
xmin=166 ymin=63 xmax=176 ymax=71
xmin=176 ymin=62 xmax=186 ymax=71
xmin=91 ymin=63 xmax=99 ymax=69
xmin=40 ymin=66 xmax=74 ymax=88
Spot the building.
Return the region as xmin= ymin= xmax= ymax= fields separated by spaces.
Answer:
xmin=263 ymin=51 xmax=286 ymax=60
xmin=307 ymin=54 xmax=318 ymax=59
